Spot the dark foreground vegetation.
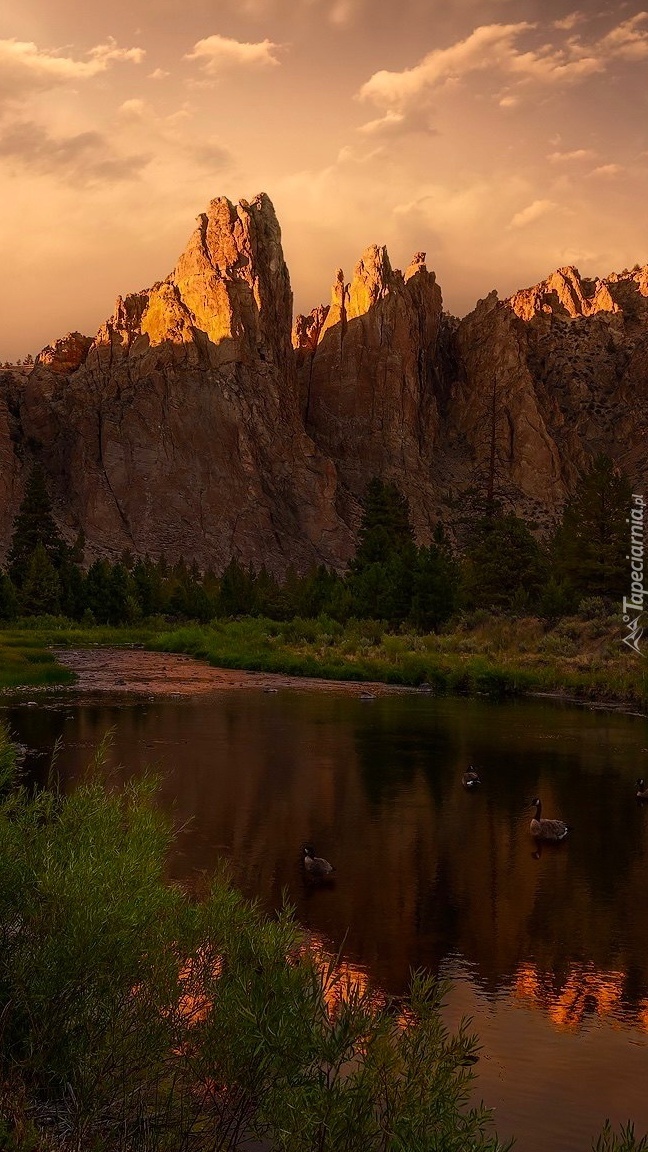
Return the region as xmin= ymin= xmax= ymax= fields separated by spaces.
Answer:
xmin=0 ymin=725 xmax=505 ymax=1152
xmin=0 ymin=726 xmax=645 ymax=1152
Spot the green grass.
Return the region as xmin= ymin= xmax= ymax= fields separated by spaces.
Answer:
xmin=0 ymin=618 xmax=161 ymax=691
xmin=1 ymin=612 xmax=646 ymax=708
xmin=149 ymin=614 xmax=648 ymax=708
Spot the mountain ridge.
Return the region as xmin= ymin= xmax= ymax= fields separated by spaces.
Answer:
xmin=1 ymin=192 xmax=645 ymax=573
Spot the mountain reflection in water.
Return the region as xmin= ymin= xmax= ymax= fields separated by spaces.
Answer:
xmin=4 ymin=686 xmax=648 ymax=1151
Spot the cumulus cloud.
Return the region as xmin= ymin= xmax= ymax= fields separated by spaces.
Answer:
xmin=0 ymin=119 xmax=150 ymax=185
xmin=508 ymin=199 xmax=556 ymax=229
xmin=0 ymin=36 xmax=144 ymax=108
xmin=185 ymin=34 xmax=282 ymax=74
xmin=357 ymin=15 xmax=648 ymax=132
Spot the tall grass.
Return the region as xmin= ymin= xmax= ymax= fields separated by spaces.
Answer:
xmin=150 ymin=615 xmax=648 ymax=707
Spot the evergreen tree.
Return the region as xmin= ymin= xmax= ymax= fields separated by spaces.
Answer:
xmin=349 ymin=480 xmax=417 ymax=621
xmin=411 ymin=536 xmax=459 ymax=632
xmin=552 ymin=455 xmax=632 ymax=601
xmin=218 ymin=558 xmax=256 ymax=616
xmin=8 ymin=466 xmax=66 ymax=587
xmin=0 ymin=573 xmax=18 ymax=621
xmin=84 ymin=560 xmax=113 ymax=624
xmin=462 ymin=515 xmax=547 ymax=611
xmin=19 ymin=544 xmax=61 ymax=616
xmin=353 ymin=479 xmax=416 ymax=566
xmin=108 ymin=563 xmax=137 ymax=624
xmin=132 ymin=558 xmax=163 ymax=617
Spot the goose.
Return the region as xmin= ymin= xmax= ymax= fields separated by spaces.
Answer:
xmin=462 ymin=767 xmax=481 ymax=790
xmin=636 ymin=779 xmax=648 ymax=801
xmin=530 ymin=798 xmax=572 ymax=842
xmin=302 ymin=845 xmax=335 ymax=878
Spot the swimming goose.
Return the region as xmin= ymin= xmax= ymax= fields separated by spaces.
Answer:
xmin=530 ymin=798 xmax=572 ymax=841
xmin=462 ymin=767 xmax=481 ymax=790
xmin=636 ymin=779 xmax=648 ymax=801
xmin=303 ymin=845 xmax=335 ymax=877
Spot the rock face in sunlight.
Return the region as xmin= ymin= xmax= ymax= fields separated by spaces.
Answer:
xmin=441 ymin=265 xmax=648 ymax=530
xmin=293 ymin=246 xmax=444 ymax=540
xmin=7 ymin=194 xmax=355 ymax=572
xmin=1 ymin=195 xmax=648 ymax=568
xmin=35 ymin=332 xmax=93 ymax=376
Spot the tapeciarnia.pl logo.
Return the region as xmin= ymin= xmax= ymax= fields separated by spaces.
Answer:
xmin=622 ymin=493 xmax=645 ymax=657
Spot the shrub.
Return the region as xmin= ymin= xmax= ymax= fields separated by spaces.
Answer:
xmin=578 ymin=596 xmax=608 ymax=620
xmin=0 ymin=726 xmax=510 ymax=1152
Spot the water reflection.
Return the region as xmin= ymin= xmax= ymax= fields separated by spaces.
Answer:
xmin=4 ymin=688 xmax=648 ymax=1150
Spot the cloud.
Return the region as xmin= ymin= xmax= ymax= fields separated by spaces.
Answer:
xmin=589 ymin=163 xmax=622 ymax=177
xmin=359 ymin=23 xmax=535 ymax=112
xmin=189 ymin=138 xmax=235 ymax=171
xmin=548 ymin=148 xmax=597 ymax=162
xmin=357 ymin=107 xmax=436 ymax=139
xmin=0 ymin=119 xmax=150 ymax=185
xmin=185 ymin=34 xmax=282 ymax=74
xmin=0 ymin=36 xmax=144 ymax=108
xmin=148 ymin=68 xmax=169 ymax=80
xmin=358 ymin=15 xmax=648 ymax=131
xmin=508 ymin=199 xmax=556 ymax=229
xmin=553 ymin=12 xmax=585 ymax=31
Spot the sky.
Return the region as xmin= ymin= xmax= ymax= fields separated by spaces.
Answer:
xmin=1 ymin=0 xmax=647 ymax=359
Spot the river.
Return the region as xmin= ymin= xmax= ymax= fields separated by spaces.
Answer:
xmin=3 ymin=649 xmax=648 ymax=1152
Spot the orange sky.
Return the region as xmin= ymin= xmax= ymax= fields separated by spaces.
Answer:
xmin=1 ymin=0 xmax=647 ymax=359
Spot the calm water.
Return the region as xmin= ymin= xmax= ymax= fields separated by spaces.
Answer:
xmin=4 ymin=686 xmax=648 ymax=1152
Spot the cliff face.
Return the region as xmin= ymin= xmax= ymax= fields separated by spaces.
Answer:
xmin=293 ymin=246 xmax=444 ymax=539
xmin=439 ymin=265 xmax=648 ymax=528
xmin=2 ymin=195 xmax=647 ymax=571
xmin=10 ymin=194 xmax=355 ymax=573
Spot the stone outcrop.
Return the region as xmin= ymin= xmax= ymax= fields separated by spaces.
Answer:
xmin=293 ymin=245 xmax=444 ymax=539
xmin=437 ymin=265 xmax=648 ymax=528
xmin=1 ymin=197 xmax=647 ymax=569
xmin=8 ymin=194 xmax=355 ymax=572
xmin=35 ymin=332 xmax=93 ymax=375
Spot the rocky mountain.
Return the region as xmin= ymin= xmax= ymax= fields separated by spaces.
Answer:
xmin=3 ymin=194 xmax=354 ymax=574
xmin=1 ymin=192 xmax=646 ymax=572
xmin=292 ymin=245 xmax=443 ymax=541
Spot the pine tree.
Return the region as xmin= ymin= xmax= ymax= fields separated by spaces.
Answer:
xmin=462 ymin=515 xmax=547 ymax=611
xmin=8 ymin=466 xmax=66 ymax=587
xmin=0 ymin=573 xmax=18 ymax=621
xmin=353 ymin=479 xmax=416 ymax=566
xmin=84 ymin=560 xmax=113 ymax=624
xmin=218 ymin=558 xmax=256 ymax=616
xmin=19 ymin=544 xmax=61 ymax=616
xmin=411 ymin=534 xmax=459 ymax=632
xmin=552 ymin=455 xmax=632 ymax=601
xmin=349 ymin=480 xmax=417 ymax=621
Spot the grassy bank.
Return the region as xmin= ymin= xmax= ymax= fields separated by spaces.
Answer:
xmin=0 ymin=621 xmax=162 ymax=691
xmin=150 ymin=613 xmax=648 ymax=708
xmin=0 ymin=613 xmax=646 ymax=708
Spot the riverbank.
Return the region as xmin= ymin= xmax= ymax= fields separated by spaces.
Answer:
xmin=1 ymin=614 xmax=646 ymax=710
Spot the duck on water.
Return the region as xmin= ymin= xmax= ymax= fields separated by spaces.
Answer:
xmin=462 ymin=767 xmax=481 ymax=790
xmin=302 ymin=845 xmax=335 ymax=878
xmin=529 ymin=798 xmax=572 ymax=842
